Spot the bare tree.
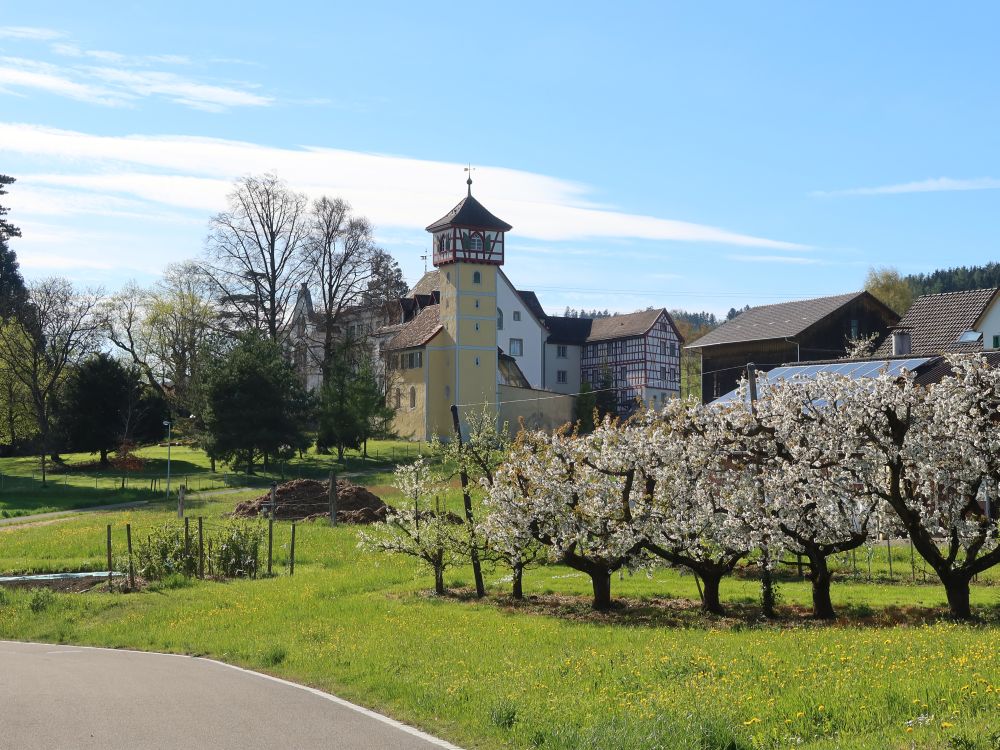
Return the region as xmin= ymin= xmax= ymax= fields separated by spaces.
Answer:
xmin=0 ymin=278 xmax=101 ymax=484
xmin=205 ymin=173 xmax=310 ymax=340
xmin=305 ymin=196 xmax=400 ymax=385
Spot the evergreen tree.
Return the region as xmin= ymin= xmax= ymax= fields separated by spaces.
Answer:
xmin=59 ymin=353 xmax=133 ymax=465
xmin=204 ymin=332 xmax=312 ymax=473
xmin=594 ymin=364 xmax=618 ymax=419
xmin=575 ymin=381 xmax=596 ymax=433
xmin=317 ymin=343 xmax=393 ymax=460
xmin=0 ymin=175 xmax=27 ymax=320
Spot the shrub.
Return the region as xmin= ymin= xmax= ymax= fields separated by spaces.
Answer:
xmin=133 ymin=524 xmax=198 ymax=580
xmin=29 ymin=588 xmax=55 ymax=613
xmin=212 ymin=520 xmax=264 ymax=579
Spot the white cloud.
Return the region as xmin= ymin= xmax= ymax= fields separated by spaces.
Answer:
xmin=813 ymin=177 xmax=1000 ymax=197
xmin=0 ymin=124 xmax=807 ymax=250
xmin=0 ymin=26 xmax=64 ymax=41
xmin=0 ymin=43 xmax=272 ymax=111
xmin=726 ymin=254 xmax=823 ymax=265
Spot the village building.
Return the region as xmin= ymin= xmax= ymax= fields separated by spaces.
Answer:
xmin=287 ymin=181 xmax=685 ymax=438
xmin=685 ymin=291 xmax=899 ymax=403
xmin=873 ymin=287 xmax=1000 ymax=356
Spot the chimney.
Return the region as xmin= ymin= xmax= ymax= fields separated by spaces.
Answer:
xmin=892 ymin=330 xmax=911 ymax=356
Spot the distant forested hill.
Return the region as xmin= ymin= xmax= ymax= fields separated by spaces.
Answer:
xmin=906 ymin=262 xmax=1000 ymax=296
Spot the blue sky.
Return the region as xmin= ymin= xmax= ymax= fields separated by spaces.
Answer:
xmin=1 ymin=2 xmax=998 ymax=316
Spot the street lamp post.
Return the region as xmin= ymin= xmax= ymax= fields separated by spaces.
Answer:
xmin=163 ymin=420 xmax=172 ymax=499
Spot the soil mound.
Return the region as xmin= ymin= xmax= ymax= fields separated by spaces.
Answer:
xmin=232 ymin=478 xmax=388 ymax=524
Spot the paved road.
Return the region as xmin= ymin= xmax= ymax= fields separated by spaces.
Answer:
xmin=0 ymin=641 xmax=461 ymax=750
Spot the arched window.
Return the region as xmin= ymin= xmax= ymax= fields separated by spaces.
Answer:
xmin=409 ymin=386 xmax=416 ymax=409
xmin=497 ymin=308 xmax=504 ymax=330
xmin=473 ymin=271 xmax=482 ymax=284
xmin=469 ymin=234 xmax=484 ymax=252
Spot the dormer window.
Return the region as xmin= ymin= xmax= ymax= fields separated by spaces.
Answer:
xmin=957 ymin=330 xmax=982 ymax=344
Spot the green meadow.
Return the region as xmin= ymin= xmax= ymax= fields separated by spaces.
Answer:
xmin=1 ymin=483 xmax=999 ymax=750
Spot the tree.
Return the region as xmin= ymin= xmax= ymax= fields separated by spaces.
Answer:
xmin=753 ymin=374 xmax=885 ymax=618
xmin=575 ymin=381 xmax=597 ymax=433
xmin=205 ymin=173 xmax=310 ymax=340
xmin=359 ymin=459 xmax=466 ymax=595
xmin=486 ymin=423 xmax=647 ymax=610
xmin=639 ymin=402 xmax=762 ymax=615
xmin=594 ymin=364 xmax=617 ymax=419
xmin=865 ymin=266 xmax=913 ymax=315
xmin=203 ymin=332 xmax=312 ymax=473
xmin=838 ymin=357 xmax=1000 ymax=619
xmin=0 ymin=279 xmax=101 ymax=484
xmin=0 ymin=175 xmax=27 ymax=321
xmin=58 ymin=353 xmax=134 ymax=465
xmin=101 ymin=263 xmax=219 ymax=413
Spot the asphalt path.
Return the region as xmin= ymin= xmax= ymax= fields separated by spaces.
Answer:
xmin=0 ymin=641 xmax=462 ymax=750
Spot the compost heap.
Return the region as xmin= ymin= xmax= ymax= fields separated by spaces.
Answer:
xmin=231 ymin=478 xmax=388 ymax=523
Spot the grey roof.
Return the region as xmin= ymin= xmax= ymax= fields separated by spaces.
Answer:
xmin=587 ymin=309 xmax=667 ymax=342
xmin=517 ymin=290 xmax=547 ymax=321
xmin=687 ymin=292 xmax=865 ymax=349
xmin=544 ymin=316 xmax=593 ymax=345
xmin=385 ymin=305 xmax=442 ymax=351
xmin=873 ymin=288 xmax=998 ymax=356
xmin=425 ymin=194 xmax=512 ymax=232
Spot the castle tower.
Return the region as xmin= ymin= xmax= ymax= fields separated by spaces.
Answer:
xmin=425 ymin=177 xmax=512 ymax=435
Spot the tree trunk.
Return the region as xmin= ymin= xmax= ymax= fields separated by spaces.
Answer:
xmin=210 ymin=456 xmax=216 ymax=473
xmin=699 ymin=569 xmax=725 ymax=615
xmin=337 ymin=444 xmax=345 ymax=462
xmin=943 ymin=575 xmax=973 ymax=620
xmin=263 ymin=451 xmax=269 ymax=471
xmin=99 ymin=448 xmax=109 ymax=467
xmin=434 ymin=564 xmax=445 ymax=595
xmin=512 ymin=562 xmax=523 ymax=600
xmin=589 ymin=569 xmax=613 ymax=611
xmin=808 ymin=552 xmax=836 ymax=620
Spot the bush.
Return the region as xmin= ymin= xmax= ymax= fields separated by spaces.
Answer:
xmin=29 ymin=588 xmax=55 ymax=613
xmin=134 ymin=524 xmax=198 ymax=580
xmin=212 ymin=520 xmax=264 ymax=578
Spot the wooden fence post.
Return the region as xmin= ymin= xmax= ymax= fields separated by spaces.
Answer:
xmin=106 ymin=524 xmax=113 ymax=591
xmin=267 ymin=517 xmax=274 ymax=576
xmin=184 ymin=516 xmax=190 ymax=566
xmin=198 ymin=517 xmax=204 ymax=579
xmin=269 ymin=482 xmax=277 ymax=519
xmin=328 ymin=471 xmax=338 ymax=527
xmin=289 ymin=523 xmax=296 ymax=576
xmin=126 ymin=523 xmax=135 ymax=590
xmin=177 ymin=485 xmax=185 ymax=519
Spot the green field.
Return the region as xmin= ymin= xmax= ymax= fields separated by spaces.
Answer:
xmin=0 ymin=440 xmax=425 ymax=518
xmin=1 ymin=489 xmax=999 ymax=750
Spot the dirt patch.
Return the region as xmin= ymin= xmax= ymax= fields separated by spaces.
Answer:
xmin=231 ymin=478 xmax=389 ymax=523
xmin=0 ymin=575 xmax=110 ymax=593
xmin=0 ymin=518 xmax=71 ymax=533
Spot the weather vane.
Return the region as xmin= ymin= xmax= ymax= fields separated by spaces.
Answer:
xmin=464 ymin=164 xmax=475 ymax=195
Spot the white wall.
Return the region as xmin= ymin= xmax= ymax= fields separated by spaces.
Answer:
xmin=496 ymin=272 xmax=546 ymax=388
xmin=978 ymin=296 xmax=1000 ymax=350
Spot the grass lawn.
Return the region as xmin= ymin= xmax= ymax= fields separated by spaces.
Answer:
xmin=1 ymin=493 xmax=999 ymax=750
xmin=0 ymin=439 xmax=425 ymax=518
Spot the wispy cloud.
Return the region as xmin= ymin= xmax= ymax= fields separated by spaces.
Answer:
xmin=0 ymin=123 xmax=808 ymax=250
xmin=0 ymin=31 xmax=271 ymax=111
xmin=0 ymin=26 xmax=64 ymax=41
xmin=726 ymin=254 xmax=823 ymax=265
xmin=813 ymin=177 xmax=1000 ymax=197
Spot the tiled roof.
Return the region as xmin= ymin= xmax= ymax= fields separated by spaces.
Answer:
xmin=587 ymin=309 xmax=665 ymax=342
xmin=408 ymin=270 xmax=440 ymax=298
xmin=516 ymin=290 xmax=547 ymax=321
xmin=914 ymin=352 xmax=1000 ymax=386
xmin=385 ymin=305 xmax=442 ymax=351
xmin=425 ymin=194 xmax=512 ymax=232
xmin=687 ymin=292 xmax=865 ymax=348
xmin=873 ymin=288 xmax=998 ymax=356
